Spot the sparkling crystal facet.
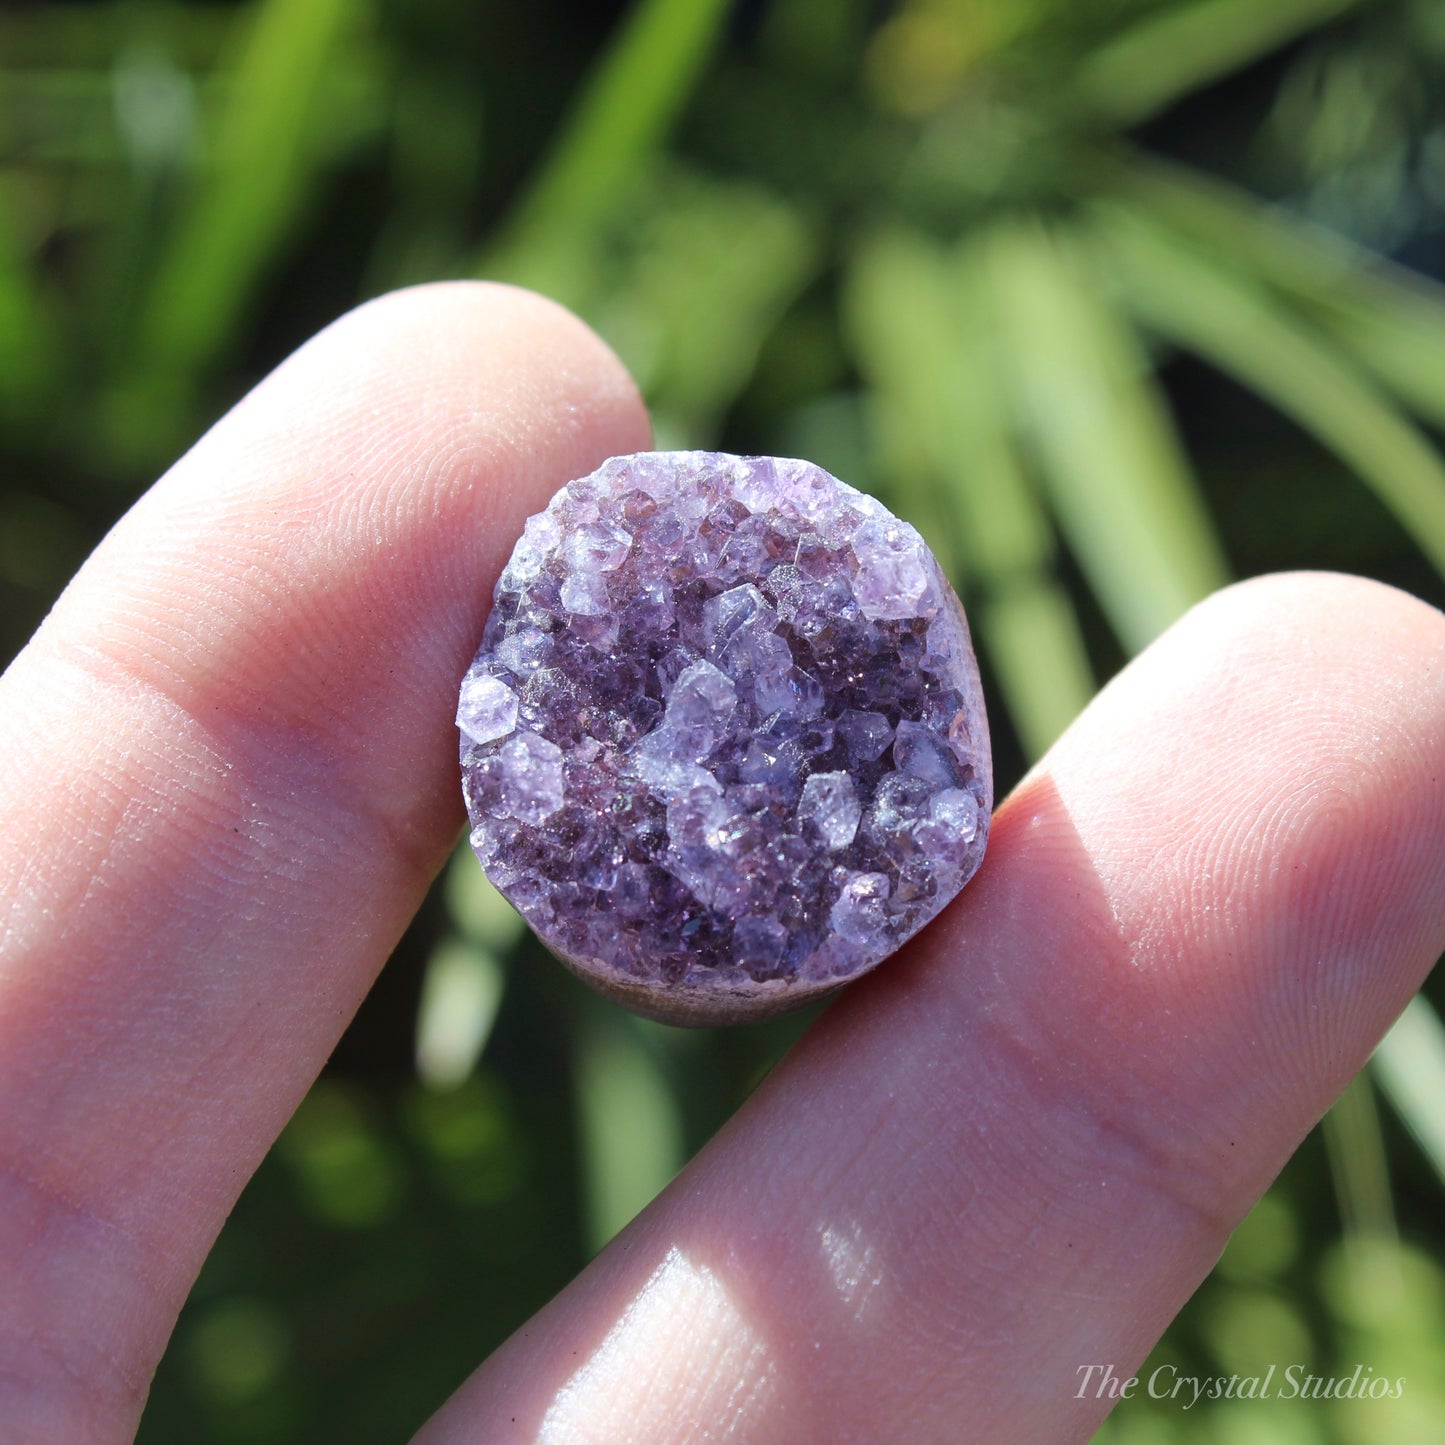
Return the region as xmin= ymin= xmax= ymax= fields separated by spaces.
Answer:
xmin=460 ymin=451 xmax=991 ymax=1024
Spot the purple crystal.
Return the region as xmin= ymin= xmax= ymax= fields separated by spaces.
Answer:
xmin=459 ymin=451 xmax=992 ymax=1025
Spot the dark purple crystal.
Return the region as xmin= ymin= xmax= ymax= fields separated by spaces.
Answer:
xmin=459 ymin=452 xmax=991 ymax=1024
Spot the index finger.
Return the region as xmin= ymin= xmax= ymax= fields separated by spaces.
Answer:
xmin=0 ymin=282 xmax=649 ymax=1443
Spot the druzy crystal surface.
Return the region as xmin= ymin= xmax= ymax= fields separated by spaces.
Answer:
xmin=459 ymin=452 xmax=991 ymax=1024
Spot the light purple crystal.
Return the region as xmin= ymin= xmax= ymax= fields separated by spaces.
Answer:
xmin=796 ymin=771 xmax=862 ymax=852
xmin=460 ymin=451 xmax=992 ymax=1025
xmin=456 ymin=673 xmax=519 ymax=747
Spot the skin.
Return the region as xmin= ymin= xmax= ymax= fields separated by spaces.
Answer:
xmin=1 ymin=282 xmax=1443 ymax=1445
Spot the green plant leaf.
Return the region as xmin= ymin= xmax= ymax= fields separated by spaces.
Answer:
xmin=593 ymin=174 xmax=816 ymax=444
xmin=1098 ymin=205 xmax=1445 ymax=581
xmin=135 ymin=0 xmax=373 ymax=374
xmin=480 ymin=0 xmax=733 ymax=302
xmin=970 ymin=578 xmax=1100 ymax=764
xmin=843 ymin=232 xmax=971 ymax=561
xmin=985 ymin=218 xmax=1230 ymax=654
xmin=845 ymin=226 xmax=1095 ymax=758
xmin=0 ymin=176 xmax=61 ymax=422
xmin=1373 ymin=995 xmax=1445 ymax=1193
xmin=413 ymin=939 xmax=505 ymax=1092
xmin=574 ymin=1007 xmax=685 ymax=1254
xmin=102 ymin=0 xmax=378 ymax=469
xmin=1108 ymin=155 xmax=1445 ymax=432
xmin=1072 ymin=0 xmax=1363 ymax=127
xmin=1321 ymin=1072 xmax=1398 ymax=1245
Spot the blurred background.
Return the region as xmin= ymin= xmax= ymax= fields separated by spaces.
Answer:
xmin=4 ymin=0 xmax=1445 ymax=1439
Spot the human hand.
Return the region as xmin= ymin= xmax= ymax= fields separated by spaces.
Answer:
xmin=3 ymin=285 xmax=1443 ymax=1445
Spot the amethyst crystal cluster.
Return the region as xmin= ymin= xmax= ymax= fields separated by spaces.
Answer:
xmin=459 ymin=452 xmax=991 ymax=1024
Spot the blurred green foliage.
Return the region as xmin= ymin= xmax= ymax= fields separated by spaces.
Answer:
xmin=4 ymin=0 xmax=1445 ymax=1439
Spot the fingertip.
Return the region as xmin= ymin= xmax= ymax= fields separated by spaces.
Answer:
xmin=1177 ymin=568 xmax=1445 ymax=676
xmin=329 ymin=279 xmax=651 ymax=456
xmin=1024 ymin=568 xmax=1445 ymax=1111
xmin=267 ymin=278 xmax=650 ymax=443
